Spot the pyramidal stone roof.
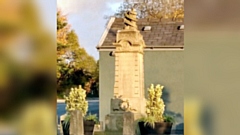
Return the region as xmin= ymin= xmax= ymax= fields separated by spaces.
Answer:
xmin=97 ymin=17 xmax=184 ymax=50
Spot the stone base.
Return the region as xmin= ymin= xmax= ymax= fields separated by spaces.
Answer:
xmin=105 ymin=114 xmax=123 ymax=132
xmin=70 ymin=110 xmax=84 ymax=135
xmin=105 ymin=112 xmax=143 ymax=135
xmin=93 ymin=131 xmax=105 ymax=135
xmin=123 ymin=112 xmax=142 ymax=135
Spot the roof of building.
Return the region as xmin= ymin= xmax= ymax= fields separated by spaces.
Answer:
xmin=97 ymin=17 xmax=184 ymax=50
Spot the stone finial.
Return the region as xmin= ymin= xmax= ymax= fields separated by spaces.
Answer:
xmin=124 ymin=8 xmax=138 ymax=30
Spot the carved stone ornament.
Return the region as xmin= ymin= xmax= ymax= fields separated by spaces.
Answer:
xmin=111 ymin=95 xmax=137 ymax=113
xmin=120 ymin=100 xmax=130 ymax=111
xmin=118 ymin=40 xmax=131 ymax=51
xmin=124 ymin=8 xmax=138 ymax=30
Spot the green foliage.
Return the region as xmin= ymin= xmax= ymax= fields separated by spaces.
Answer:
xmin=88 ymin=60 xmax=99 ymax=97
xmin=85 ymin=113 xmax=98 ymax=123
xmin=63 ymin=113 xmax=99 ymax=128
xmin=139 ymin=116 xmax=156 ymax=128
xmin=63 ymin=113 xmax=71 ymax=128
xmin=64 ymin=85 xmax=88 ymax=116
xmin=163 ymin=115 xmax=175 ymax=123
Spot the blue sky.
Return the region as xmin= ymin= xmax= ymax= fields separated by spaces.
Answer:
xmin=57 ymin=0 xmax=123 ymax=60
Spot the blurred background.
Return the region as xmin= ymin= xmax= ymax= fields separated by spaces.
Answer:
xmin=185 ymin=0 xmax=240 ymax=135
xmin=0 ymin=0 xmax=56 ymax=134
xmin=0 ymin=0 xmax=240 ymax=135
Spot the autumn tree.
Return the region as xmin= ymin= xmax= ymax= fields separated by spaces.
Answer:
xmin=89 ymin=60 xmax=99 ymax=97
xmin=114 ymin=0 xmax=184 ymax=21
xmin=57 ymin=10 xmax=97 ymax=97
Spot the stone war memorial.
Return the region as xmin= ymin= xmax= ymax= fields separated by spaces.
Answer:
xmin=105 ymin=8 xmax=146 ymax=135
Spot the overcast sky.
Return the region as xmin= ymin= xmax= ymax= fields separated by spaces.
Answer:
xmin=34 ymin=0 xmax=56 ymax=36
xmin=57 ymin=0 xmax=123 ymax=60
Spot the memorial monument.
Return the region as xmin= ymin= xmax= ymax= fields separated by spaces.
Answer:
xmin=105 ymin=8 xmax=146 ymax=135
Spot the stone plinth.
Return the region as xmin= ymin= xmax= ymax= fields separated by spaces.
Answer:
xmin=70 ymin=110 xmax=84 ymax=135
xmin=123 ymin=112 xmax=142 ymax=135
xmin=105 ymin=112 xmax=142 ymax=135
xmin=105 ymin=114 xmax=123 ymax=135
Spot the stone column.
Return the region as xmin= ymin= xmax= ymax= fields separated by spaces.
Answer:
xmin=112 ymin=8 xmax=146 ymax=114
xmin=105 ymin=9 xmax=146 ymax=135
xmin=70 ymin=110 xmax=84 ymax=135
